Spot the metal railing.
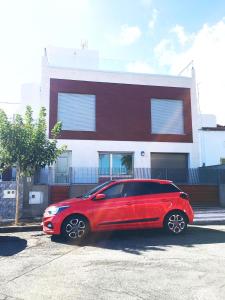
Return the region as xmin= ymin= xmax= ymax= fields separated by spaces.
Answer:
xmin=34 ymin=167 xmax=225 ymax=185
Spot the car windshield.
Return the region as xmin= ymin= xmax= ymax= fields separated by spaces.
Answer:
xmin=81 ymin=181 xmax=114 ymax=198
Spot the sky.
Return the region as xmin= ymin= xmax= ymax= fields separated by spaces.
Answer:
xmin=0 ymin=0 xmax=225 ymax=123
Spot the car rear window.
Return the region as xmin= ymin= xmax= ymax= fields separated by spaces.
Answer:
xmin=124 ymin=182 xmax=180 ymax=196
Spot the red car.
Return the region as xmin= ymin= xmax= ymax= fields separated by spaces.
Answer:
xmin=43 ymin=179 xmax=194 ymax=242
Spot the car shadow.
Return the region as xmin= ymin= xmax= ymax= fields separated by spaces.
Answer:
xmin=51 ymin=225 xmax=225 ymax=255
xmin=0 ymin=236 xmax=27 ymax=256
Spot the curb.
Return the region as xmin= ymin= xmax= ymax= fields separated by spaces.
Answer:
xmin=193 ymin=220 xmax=225 ymax=226
xmin=0 ymin=225 xmax=42 ymax=233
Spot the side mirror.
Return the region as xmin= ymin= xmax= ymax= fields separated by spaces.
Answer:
xmin=95 ymin=193 xmax=106 ymax=200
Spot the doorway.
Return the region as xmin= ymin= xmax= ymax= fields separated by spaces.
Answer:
xmin=55 ymin=151 xmax=72 ymax=184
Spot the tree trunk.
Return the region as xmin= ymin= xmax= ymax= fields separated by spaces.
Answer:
xmin=15 ymin=168 xmax=20 ymax=225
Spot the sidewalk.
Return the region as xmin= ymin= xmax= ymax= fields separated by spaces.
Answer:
xmin=0 ymin=218 xmax=42 ymax=233
xmin=193 ymin=206 xmax=225 ymax=225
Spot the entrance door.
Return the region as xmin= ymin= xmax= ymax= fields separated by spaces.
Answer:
xmin=55 ymin=151 xmax=72 ymax=183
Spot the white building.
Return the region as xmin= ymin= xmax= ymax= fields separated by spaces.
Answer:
xmin=39 ymin=46 xmax=200 ymax=183
xmin=199 ymin=114 xmax=225 ymax=166
xmin=4 ymin=46 xmax=225 ymax=184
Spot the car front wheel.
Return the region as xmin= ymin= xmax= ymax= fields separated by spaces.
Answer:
xmin=164 ymin=212 xmax=187 ymax=235
xmin=61 ymin=215 xmax=90 ymax=243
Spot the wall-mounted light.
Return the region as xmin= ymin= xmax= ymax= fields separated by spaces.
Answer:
xmin=141 ymin=151 xmax=145 ymax=157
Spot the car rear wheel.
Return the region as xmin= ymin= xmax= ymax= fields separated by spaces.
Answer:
xmin=61 ymin=215 xmax=90 ymax=243
xmin=164 ymin=212 xmax=187 ymax=235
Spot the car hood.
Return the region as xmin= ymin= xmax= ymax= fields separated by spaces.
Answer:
xmin=50 ymin=197 xmax=88 ymax=207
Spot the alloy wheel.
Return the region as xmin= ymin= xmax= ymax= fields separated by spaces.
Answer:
xmin=65 ymin=218 xmax=86 ymax=239
xmin=167 ymin=214 xmax=186 ymax=234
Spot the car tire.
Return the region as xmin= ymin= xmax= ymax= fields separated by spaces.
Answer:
xmin=61 ymin=215 xmax=90 ymax=243
xmin=164 ymin=211 xmax=188 ymax=235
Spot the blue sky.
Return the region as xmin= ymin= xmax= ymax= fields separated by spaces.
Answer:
xmin=0 ymin=0 xmax=225 ymax=122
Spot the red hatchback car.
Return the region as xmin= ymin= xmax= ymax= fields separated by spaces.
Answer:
xmin=43 ymin=179 xmax=194 ymax=242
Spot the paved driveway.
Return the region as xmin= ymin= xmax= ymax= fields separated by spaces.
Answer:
xmin=1 ymin=225 xmax=225 ymax=300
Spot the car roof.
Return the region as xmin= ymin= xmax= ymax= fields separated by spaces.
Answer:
xmin=111 ymin=179 xmax=172 ymax=184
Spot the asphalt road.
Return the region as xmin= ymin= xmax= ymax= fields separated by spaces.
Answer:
xmin=1 ymin=225 xmax=225 ymax=300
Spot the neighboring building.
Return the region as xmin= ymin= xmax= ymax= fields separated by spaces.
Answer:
xmin=0 ymin=83 xmax=41 ymax=120
xmin=20 ymin=83 xmax=41 ymax=119
xmin=199 ymin=114 xmax=225 ymax=166
xmin=40 ymin=47 xmax=200 ymax=184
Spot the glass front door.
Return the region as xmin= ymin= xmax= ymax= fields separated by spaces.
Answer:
xmin=55 ymin=151 xmax=72 ymax=183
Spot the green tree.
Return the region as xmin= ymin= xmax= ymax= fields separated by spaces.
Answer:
xmin=0 ymin=106 xmax=65 ymax=225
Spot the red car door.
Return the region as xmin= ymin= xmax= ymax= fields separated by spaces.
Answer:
xmin=91 ymin=182 xmax=135 ymax=230
xmin=123 ymin=182 xmax=170 ymax=227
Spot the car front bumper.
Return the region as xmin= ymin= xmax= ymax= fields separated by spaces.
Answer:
xmin=42 ymin=215 xmax=61 ymax=235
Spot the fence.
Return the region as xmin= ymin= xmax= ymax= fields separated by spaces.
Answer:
xmin=34 ymin=167 xmax=225 ymax=185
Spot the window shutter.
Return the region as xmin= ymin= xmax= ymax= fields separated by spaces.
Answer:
xmin=58 ymin=93 xmax=96 ymax=131
xmin=151 ymin=99 xmax=184 ymax=134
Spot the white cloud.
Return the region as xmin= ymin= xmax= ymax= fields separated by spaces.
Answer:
xmin=117 ymin=25 xmax=142 ymax=45
xmin=148 ymin=9 xmax=158 ymax=30
xmin=154 ymin=20 xmax=225 ymax=124
xmin=170 ymin=25 xmax=190 ymax=46
xmin=154 ymin=39 xmax=175 ymax=67
xmin=141 ymin=0 xmax=152 ymax=7
xmin=127 ymin=61 xmax=154 ymax=73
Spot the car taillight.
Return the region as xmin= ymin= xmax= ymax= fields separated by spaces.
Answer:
xmin=180 ymin=192 xmax=189 ymax=200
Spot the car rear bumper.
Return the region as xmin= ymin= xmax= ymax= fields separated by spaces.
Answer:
xmin=186 ymin=205 xmax=194 ymax=224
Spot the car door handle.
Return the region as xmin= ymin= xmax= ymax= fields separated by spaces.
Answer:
xmin=125 ymin=202 xmax=132 ymax=206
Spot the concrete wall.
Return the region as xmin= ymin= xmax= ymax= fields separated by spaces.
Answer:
xmin=0 ymin=181 xmax=23 ymax=221
xmin=219 ymin=184 xmax=225 ymax=207
xmin=70 ymin=184 xmax=97 ymax=198
xmin=22 ymin=178 xmax=49 ymax=218
xmin=0 ymin=178 xmax=49 ymax=221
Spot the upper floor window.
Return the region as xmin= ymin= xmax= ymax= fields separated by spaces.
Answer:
xmin=151 ymin=99 xmax=184 ymax=135
xmin=58 ymin=93 xmax=96 ymax=131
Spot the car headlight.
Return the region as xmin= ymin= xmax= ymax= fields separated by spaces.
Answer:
xmin=46 ymin=205 xmax=70 ymax=216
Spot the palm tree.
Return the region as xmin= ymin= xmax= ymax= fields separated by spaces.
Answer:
xmin=121 ymin=155 xmax=132 ymax=174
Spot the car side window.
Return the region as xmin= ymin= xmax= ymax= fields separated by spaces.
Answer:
xmin=123 ymin=182 xmax=180 ymax=197
xmin=102 ymin=183 xmax=125 ymax=200
xmin=124 ymin=182 xmax=152 ymax=196
xmin=150 ymin=183 xmax=180 ymax=193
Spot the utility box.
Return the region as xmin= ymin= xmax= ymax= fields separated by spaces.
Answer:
xmin=3 ymin=190 xmax=16 ymax=199
xmin=29 ymin=191 xmax=43 ymax=204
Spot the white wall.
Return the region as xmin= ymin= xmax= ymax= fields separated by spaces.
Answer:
xmin=46 ymin=46 xmax=99 ymax=70
xmin=200 ymin=114 xmax=217 ymax=128
xmin=41 ymin=50 xmax=200 ymax=169
xmin=200 ymin=130 xmax=225 ymax=166
xmin=56 ymin=139 xmax=198 ymax=168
